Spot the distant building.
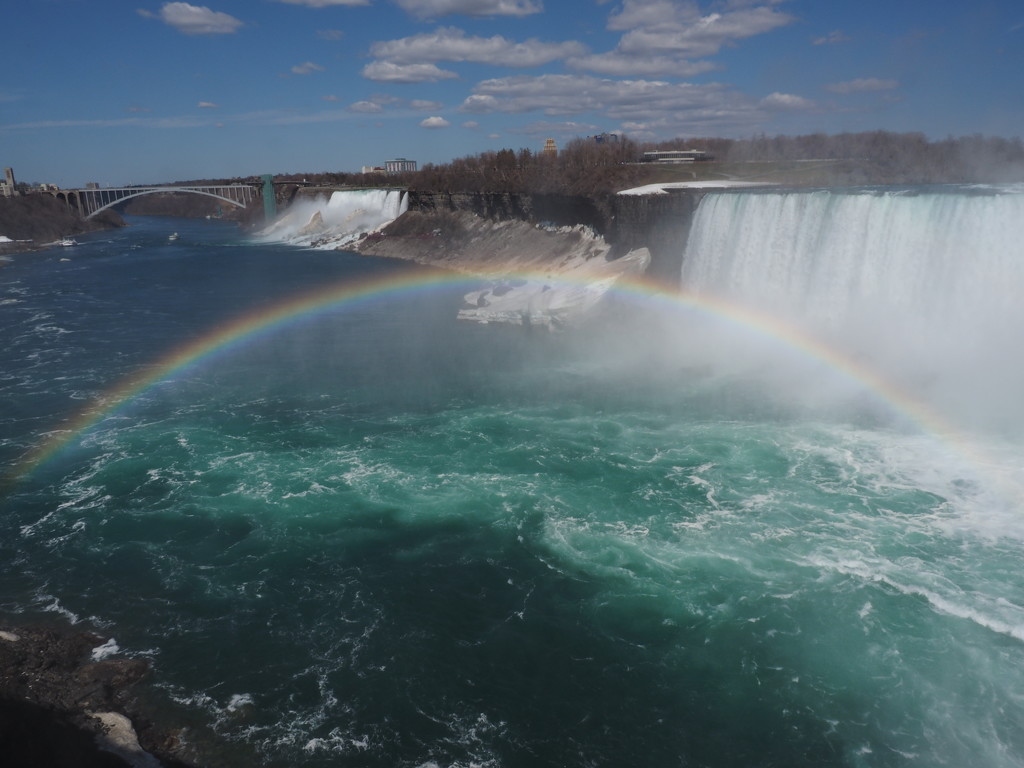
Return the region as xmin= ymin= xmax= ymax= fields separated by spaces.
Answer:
xmin=591 ymin=132 xmax=619 ymax=144
xmin=85 ymin=182 xmax=100 ymax=189
xmin=1 ymin=167 xmax=18 ymax=197
xmin=385 ymin=158 xmax=417 ymax=174
xmin=361 ymin=166 xmax=386 ymax=174
xmin=543 ymin=138 xmax=557 ymax=157
xmin=641 ymin=149 xmax=711 ymax=163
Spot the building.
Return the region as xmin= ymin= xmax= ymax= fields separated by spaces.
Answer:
xmin=384 ymin=158 xmax=417 ymax=174
xmin=543 ymin=138 xmax=557 ymax=158
xmin=641 ymin=149 xmax=711 ymax=163
xmin=591 ymin=132 xmax=619 ymax=144
xmin=361 ymin=166 xmax=386 ymax=174
xmin=1 ymin=167 xmax=18 ymax=197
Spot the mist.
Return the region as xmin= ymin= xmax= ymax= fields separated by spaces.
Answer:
xmin=564 ymin=186 xmax=1024 ymax=438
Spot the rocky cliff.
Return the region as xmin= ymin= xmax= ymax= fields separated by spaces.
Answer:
xmin=392 ymin=188 xmax=705 ymax=286
xmin=0 ymin=195 xmax=124 ymax=256
xmin=352 ymin=187 xmax=711 ymax=328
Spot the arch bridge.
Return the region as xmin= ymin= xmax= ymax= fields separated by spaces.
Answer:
xmin=53 ymin=184 xmax=261 ymax=219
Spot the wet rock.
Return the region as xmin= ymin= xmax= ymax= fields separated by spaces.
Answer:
xmin=0 ymin=624 xmax=196 ymax=768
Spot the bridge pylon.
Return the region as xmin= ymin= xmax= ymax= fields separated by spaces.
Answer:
xmin=261 ymin=175 xmax=276 ymax=222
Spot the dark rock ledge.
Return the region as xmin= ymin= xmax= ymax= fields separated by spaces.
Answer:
xmin=0 ymin=624 xmax=198 ymax=768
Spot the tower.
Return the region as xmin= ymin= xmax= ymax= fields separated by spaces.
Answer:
xmin=1 ymin=167 xmax=16 ymax=197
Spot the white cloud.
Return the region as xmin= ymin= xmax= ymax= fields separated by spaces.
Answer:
xmin=395 ymin=0 xmax=542 ymax=18
xmin=317 ymin=29 xmax=345 ymax=40
xmin=459 ymin=74 xmax=717 ymax=117
xmin=197 ymin=101 xmax=219 ymax=108
xmin=607 ymin=1 xmax=794 ymax=59
xmin=460 ymin=93 xmax=501 ymax=112
xmin=567 ymin=51 xmax=717 ymax=78
xmin=410 ymin=99 xmax=444 ymax=110
xmin=513 ymin=120 xmax=601 ymax=136
xmin=1 ymin=107 xmax=391 ymax=133
xmin=458 ymin=73 xmax=770 ymax=133
xmin=420 ymin=116 xmax=451 ymax=128
xmin=291 ymin=61 xmax=325 ymax=75
xmin=350 ymin=101 xmax=384 ymax=112
xmin=361 ymin=61 xmax=459 ymax=82
xmin=1 ymin=116 xmax=210 ymax=131
xmin=369 ymin=27 xmax=584 ymax=67
xmin=143 ymin=2 xmax=244 ymax=35
xmin=759 ymin=92 xmax=815 ymax=111
xmin=556 ymin=1 xmax=792 ymax=81
xmin=825 ymin=78 xmax=899 ymax=94
xmin=273 ymin=0 xmax=368 ymax=6
xmin=812 ymin=29 xmax=849 ymax=46
xmin=462 ymin=120 xmax=480 ymax=128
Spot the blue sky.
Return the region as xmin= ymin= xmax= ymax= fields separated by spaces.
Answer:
xmin=3 ymin=0 xmax=1022 ymax=187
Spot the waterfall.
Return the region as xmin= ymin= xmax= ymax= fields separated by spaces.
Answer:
xmin=678 ymin=186 xmax=1024 ymax=431
xmin=258 ymin=188 xmax=408 ymax=249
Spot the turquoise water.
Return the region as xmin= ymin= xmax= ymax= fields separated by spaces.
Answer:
xmin=2 ymin=204 xmax=1024 ymax=767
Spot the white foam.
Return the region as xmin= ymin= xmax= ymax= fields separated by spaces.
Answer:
xmin=226 ymin=693 xmax=254 ymax=712
xmin=91 ymin=637 xmax=120 ymax=660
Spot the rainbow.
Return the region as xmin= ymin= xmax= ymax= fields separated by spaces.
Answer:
xmin=5 ymin=267 xmax=967 ymax=487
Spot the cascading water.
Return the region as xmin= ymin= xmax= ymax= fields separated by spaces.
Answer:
xmin=258 ymin=188 xmax=408 ymax=249
xmin=678 ymin=186 xmax=1024 ymax=433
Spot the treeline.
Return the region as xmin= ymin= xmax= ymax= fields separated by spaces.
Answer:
xmin=404 ymin=131 xmax=1024 ymax=192
xmin=410 ymin=137 xmax=650 ymax=195
xmin=265 ymin=137 xmax=650 ymax=196
xmin=677 ymin=131 xmax=1024 ymax=184
xmin=391 ymin=131 xmax=1024 ymax=192
xmin=188 ymin=130 xmax=1024 ymax=196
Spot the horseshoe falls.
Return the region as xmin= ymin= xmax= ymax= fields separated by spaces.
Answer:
xmin=678 ymin=188 xmax=1024 ymax=437
xmin=0 ymin=187 xmax=1023 ymax=768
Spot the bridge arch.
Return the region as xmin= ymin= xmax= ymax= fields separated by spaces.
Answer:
xmin=80 ymin=187 xmax=253 ymax=219
xmin=49 ymin=184 xmax=261 ymax=219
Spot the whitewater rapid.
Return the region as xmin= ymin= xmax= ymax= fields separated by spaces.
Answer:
xmin=4 ymin=193 xmax=1024 ymax=767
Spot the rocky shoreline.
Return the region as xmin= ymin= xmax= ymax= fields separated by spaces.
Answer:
xmin=356 ymin=209 xmax=651 ymax=329
xmin=0 ymin=195 xmax=124 ymax=258
xmin=0 ymin=622 xmax=200 ymax=768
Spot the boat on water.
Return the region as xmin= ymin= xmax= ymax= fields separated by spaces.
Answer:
xmin=168 ymin=232 xmax=179 ymax=241
xmin=57 ymin=237 xmax=78 ymax=247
